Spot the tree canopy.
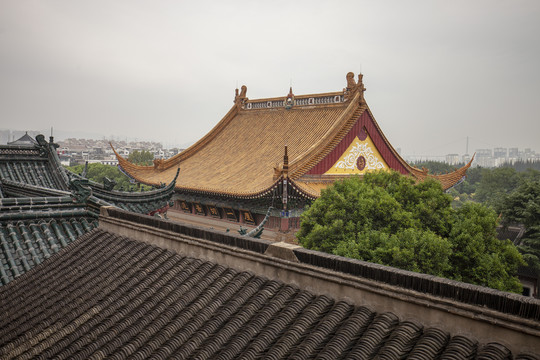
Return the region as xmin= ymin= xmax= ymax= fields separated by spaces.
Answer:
xmin=128 ymin=150 xmax=154 ymax=165
xmin=296 ymin=171 xmax=524 ymax=293
xmin=500 ymin=180 xmax=540 ymax=272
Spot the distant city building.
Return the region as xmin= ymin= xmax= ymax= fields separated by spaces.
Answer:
xmin=509 ymin=147 xmax=519 ymax=159
xmin=475 ymin=149 xmax=495 ymax=167
xmin=445 ymin=153 xmax=460 ymax=165
xmin=494 ymin=147 xmax=507 ymax=159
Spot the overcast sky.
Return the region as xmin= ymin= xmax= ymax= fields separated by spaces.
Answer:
xmin=1 ymin=0 xmax=539 ymax=157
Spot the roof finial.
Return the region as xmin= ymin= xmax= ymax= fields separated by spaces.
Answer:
xmin=285 ymin=87 xmax=295 ymax=109
xmin=50 ymin=126 xmax=54 ymax=143
xmin=358 ymin=73 xmax=366 ymax=105
xmin=234 ymin=85 xmax=248 ymax=108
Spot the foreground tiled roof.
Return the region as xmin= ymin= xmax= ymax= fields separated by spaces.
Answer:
xmin=1 ymin=228 xmax=537 ymax=359
xmin=0 ymin=197 xmax=99 ymax=286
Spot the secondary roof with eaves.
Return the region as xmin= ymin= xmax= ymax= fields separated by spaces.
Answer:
xmin=0 ymin=135 xmax=177 ymax=216
xmin=114 ymin=72 xmax=472 ymax=199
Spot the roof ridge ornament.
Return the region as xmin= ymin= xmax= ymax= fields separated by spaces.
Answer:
xmin=358 ymin=73 xmax=366 ymax=105
xmin=285 ymin=87 xmax=295 ymax=110
xmin=234 ymin=85 xmax=248 ymax=109
xmin=343 ymin=72 xmax=366 ymax=104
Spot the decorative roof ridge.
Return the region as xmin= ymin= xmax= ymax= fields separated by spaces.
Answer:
xmin=85 ymin=168 xmax=179 ymax=199
xmin=288 ymin=91 xmax=365 ymax=179
xmin=91 ymin=169 xmax=179 ymax=203
xmin=244 ymin=90 xmax=346 ymax=103
xmin=0 ymin=195 xmax=75 ymax=208
xmin=0 ymin=178 xmax=71 ymax=197
xmin=0 ymin=208 xmax=96 ymax=222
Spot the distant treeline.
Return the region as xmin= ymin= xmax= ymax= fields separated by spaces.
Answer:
xmin=501 ymin=159 xmax=540 ymax=172
xmin=412 ymin=159 xmax=540 ymax=174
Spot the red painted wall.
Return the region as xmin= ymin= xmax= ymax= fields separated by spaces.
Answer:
xmin=306 ymin=111 xmax=408 ymax=175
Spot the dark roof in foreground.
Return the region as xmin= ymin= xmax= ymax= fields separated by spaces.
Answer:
xmin=1 ymin=228 xmax=538 ymax=359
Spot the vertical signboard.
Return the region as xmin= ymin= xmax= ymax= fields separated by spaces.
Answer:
xmin=223 ymin=207 xmax=237 ymax=221
xmin=178 ymin=200 xmax=191 ymax=213
xmin=240 ymin=210 xmax=256 ymax=225
xmin=193 ymin=202 xmax=205 ymax=215
xmin=206 ymin=205 xmax=221 ymax=218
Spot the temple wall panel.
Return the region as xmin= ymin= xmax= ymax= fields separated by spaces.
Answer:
xmin=306 ymin=111 xmax=408 ymax=175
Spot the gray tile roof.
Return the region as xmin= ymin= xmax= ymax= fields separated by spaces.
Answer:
xmin=0 ymin=229 xmax=537 ymax=359
xmin=0 ymin=135 xmax=177 ymax=216
xmin=0 ymin=211 xmax=98 ymax=285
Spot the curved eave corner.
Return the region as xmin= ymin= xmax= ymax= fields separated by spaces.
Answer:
xmin=409 ymin=154 xmax=475 ymax=190
xmin=111 ymin=144 xmax=161 ymax=187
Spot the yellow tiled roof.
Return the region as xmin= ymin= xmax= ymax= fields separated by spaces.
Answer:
xmin=114 ymin=73 xmax=470 ymax=198
xmin=114 ymin=90 xmax=359 ymax=197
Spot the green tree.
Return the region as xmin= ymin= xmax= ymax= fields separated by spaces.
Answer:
xmin=500 ymin=181 xmax=540 ymax=271
xmin=296 ymin=171 xmax=524 ymax=292
xmin=453 ymin=166 xmax=482 ymax=196
xmin=128 ymin=150 xmax=154 ymax=165
xmin=449 ymin=202 xmax=523 ymax=292
xmin=475 ymin=167 xmax=521 ymax=209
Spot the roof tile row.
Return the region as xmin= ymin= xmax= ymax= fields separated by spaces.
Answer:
xmin=1 ymin=229 xmax=537 ymax=359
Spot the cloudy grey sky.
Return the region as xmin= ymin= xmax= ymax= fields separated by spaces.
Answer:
xmin=1 ymin=0 xmax=539 ymax=157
